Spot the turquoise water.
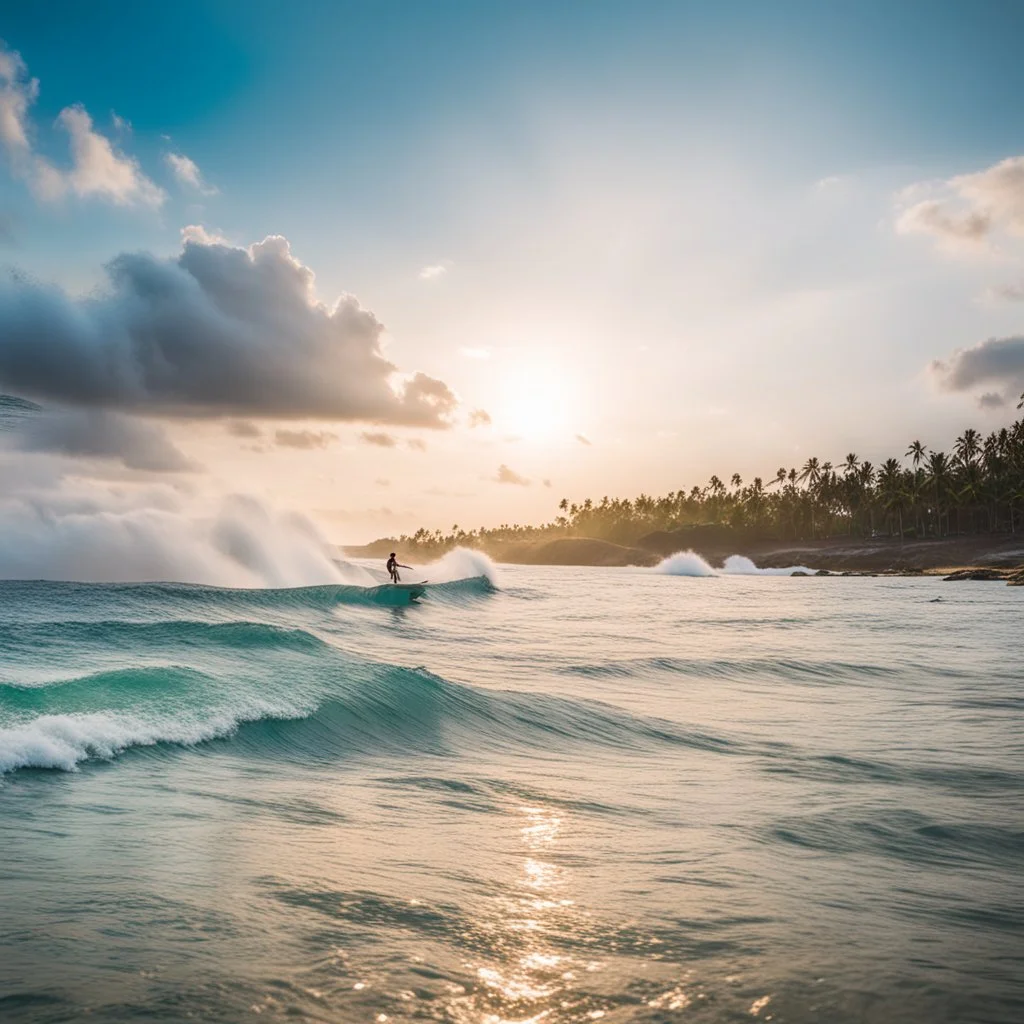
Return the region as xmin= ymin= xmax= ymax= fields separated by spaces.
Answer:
xmin=1 ymin=565 xmax=1022 ymax=1023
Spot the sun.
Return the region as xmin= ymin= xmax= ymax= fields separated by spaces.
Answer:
xmin=496 ymin=364 xmax=573 ymax=441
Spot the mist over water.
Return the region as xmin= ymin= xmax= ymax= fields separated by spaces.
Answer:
xmin=1 ymin=564 xmax=1021 ymax=1024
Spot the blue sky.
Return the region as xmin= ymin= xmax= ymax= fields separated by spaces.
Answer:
xmin=2 ymin=1 xmax=1024 ymax=542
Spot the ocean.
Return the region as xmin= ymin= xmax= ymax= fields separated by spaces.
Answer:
xmin=1 ymin=556 xmax=1022 ymax=1024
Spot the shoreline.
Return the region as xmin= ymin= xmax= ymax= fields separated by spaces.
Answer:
xmin=344 ymin=534 xmax=1024 ymax=582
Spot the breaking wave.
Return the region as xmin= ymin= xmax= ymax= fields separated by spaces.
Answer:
xmin=0 ymin=618 xmax=716 ymax=775
xmin=652 ymin=550 xmax=816 ymax=576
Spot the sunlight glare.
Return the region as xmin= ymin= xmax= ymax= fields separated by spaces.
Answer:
xmin=497 ymin=365 xmax=574 ymax=442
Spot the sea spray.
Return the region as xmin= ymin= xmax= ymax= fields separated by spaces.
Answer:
xmin=651 ymin=550 xmax=717 ymax=576
xmin=652 ymin=551 xmax=816 ymax=576
xmin=0 ymin=492 xmax=370 ymax=587
xmin=720 ymin=555 xmax=816 ymax=576
xmin=420 ymin=547 xmax=501 ymax=586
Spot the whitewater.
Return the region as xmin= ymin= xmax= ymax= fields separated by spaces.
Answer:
xmin=1 ymin=558 xmax=1022 ymax=1024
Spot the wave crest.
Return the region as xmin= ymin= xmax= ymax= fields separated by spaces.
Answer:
xmin=652 ymin=550 xmax=816 ymax=576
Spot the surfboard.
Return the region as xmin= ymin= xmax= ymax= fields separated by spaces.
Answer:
xmin=393 ymin=581 xmax=428 ymax=599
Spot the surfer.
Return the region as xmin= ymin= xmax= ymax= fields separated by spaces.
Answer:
xmin=386 ymin=553 xmax=412 ymax=583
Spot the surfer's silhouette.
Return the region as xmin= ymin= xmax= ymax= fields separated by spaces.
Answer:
xmin=386 ymin=553 xmax=412 ymax=583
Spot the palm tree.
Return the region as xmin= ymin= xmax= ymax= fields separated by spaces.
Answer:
xmin=797 ymin=458 xmax=822 ymax=537
xmin=907 ymin=440 xmax=927 ymax=469
xmin=878 ymin=458 xmax=905 ymax=539
xmin=384 ymin=409 xmax=1024 ymax=556
xmin=954 ymin=428 xmax=981 ymax=468
xmin=926 ymin=451 xmax=952 ymax=537
xmin=798 ymin=457 xmax=821 ymax=487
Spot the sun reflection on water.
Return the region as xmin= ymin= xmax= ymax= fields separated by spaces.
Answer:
xmin=448 ymin=804 xmax=587 ymax=1024
xmin=441 ymin=802 xmax=712 ymax=1024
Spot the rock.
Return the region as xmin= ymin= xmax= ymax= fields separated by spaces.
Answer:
xmin=791 ymin=570 xmax=810 ymax=577
xmin=1007 ymin=569 xmax=1024 ymax=586
xmin=943 ymin=568 xmax=1007 ymax=582
xmin=815 ymin=569 xmax=832 ymax=576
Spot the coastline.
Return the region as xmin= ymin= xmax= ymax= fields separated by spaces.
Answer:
xmin=344 ymin=533 xmax=1024 ymax=580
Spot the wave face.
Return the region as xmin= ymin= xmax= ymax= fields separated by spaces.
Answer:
xmin=1 ymin=565 xmax=1022 ymax=1024
xmin=0 ymin=569 xmax=500 ymax=773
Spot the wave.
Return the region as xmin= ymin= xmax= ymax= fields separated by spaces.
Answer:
xmin=563 ymin=655 xmax=897 ymax=683
xmin=0 ymin=572 xmax=496 ymax=620
xmin=0 ymin=650 xmax=727 ymax=775
xmin=720 ymin=554 xmax=817 ymax=576
xmin=651 ymin=550 xmax=717 ymax=576
xmin=420 ymin=547 xmax=501 ymax=586
xmin=652 ymin=550 xmax=816 ymax=576
xmin=768 ymin=808 xmax=1024 ymax=868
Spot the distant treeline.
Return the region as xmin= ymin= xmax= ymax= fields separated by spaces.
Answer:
xmin=364 ymin=409 xmax=1024 ymax=558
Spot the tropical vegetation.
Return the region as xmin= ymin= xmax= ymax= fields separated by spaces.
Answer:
xmin=368 ymin=402 xmax=1024 ymax=557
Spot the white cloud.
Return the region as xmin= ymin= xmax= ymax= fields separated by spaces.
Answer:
xmin=897 ymin=154 xmax=1024 ymax=251
xmin=814 ymin=175 xmax=845 ymax=192
xmin=0 ymin=41 xmax=163 ymax=207
xmin=468 ymin=408 xmax=492 ymax=427
xmin=575 ymin=433 xmax=592 ymax=446
xmin=986 ymin=280 xmax=1024 ymax=302
xmin=897 ymin=200 xmax=990 ymax=247
xmin=954 ymin=156 xmax=1024 ymax=236
xmin=181 ymin=223 xmax=228 ymax=246
xmin=0 ymin=42 xmax=36 ymax=154
xmin=166 ymin=151 xmax=217 ymax=195
xmin=419 ymin=262 xmax=450 ymax=280
xmin=56 ymin=105 xmax=165 ymax=206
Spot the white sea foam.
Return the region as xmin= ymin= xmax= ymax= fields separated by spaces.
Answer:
xmin=720 ymin=555 xmax=816 ymax=576
xmin=653 ymin=550 xmax=816 ymax=576
xmin=421 ymin=546 xmax=501 ymax=585
xmin=651 ymin=550 xmax=717 ymax=576
xmin=0 ymin=711 xmax=241 ymax=773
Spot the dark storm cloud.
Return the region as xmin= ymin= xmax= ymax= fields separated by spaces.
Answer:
xmin=977 ymin=392 xmax=1006 ymax=409
xmin=13 ymin=409 xmax=197 ymax=472
xmin=0 ymin=235 xmax=458 ymax=425
xmin=931 ymin=335 xmax=1024 ymax=394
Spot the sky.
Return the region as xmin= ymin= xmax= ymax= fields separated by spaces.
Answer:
xmin=2 ymin=0 xmax=1024 ymax=547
